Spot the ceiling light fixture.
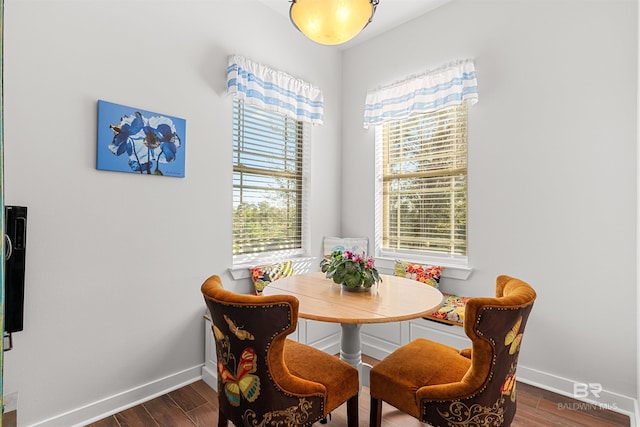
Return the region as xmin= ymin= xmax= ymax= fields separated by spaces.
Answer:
xmin=290 ymin=0 xmax=379 ymax=46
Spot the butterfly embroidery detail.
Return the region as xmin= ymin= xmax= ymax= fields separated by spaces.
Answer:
xmin=504 ymin=316 xmax=523 ymax=355
xmin=213 ymin=324 xmax=225 ymax=341
xmin=224 ymin=314 xmax=255 ymax=340
xmin=500 ymin=363 xmax=518 ymax=402
xmin=212 ymin=324 xmax=230 ymax=364
xmin=218 ymin=347 xmax=261 ymax=406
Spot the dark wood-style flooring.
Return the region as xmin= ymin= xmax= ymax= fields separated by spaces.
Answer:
xmin=86 ymin=379 xmax=631 ymax=427
xmin=87 ymin=356 xmax=630 ymax=427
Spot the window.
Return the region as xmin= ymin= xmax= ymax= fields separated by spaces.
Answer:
xmin=233 ymin=100 xmax=309 ymax=262
xmin=376 ymin=104 xmax=468 ymax=263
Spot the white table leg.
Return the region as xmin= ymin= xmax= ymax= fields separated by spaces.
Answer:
xmin=339 ymin=323 xmax=372 ymax=388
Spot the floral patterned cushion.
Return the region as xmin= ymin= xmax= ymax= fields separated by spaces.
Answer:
xmin=393 ymin=260 xmax=468 ymax=326
xmin=250 ymin=261 xmax=294 ymax=295
xmin=428 ymin=293 xmax=470 ymax=326
xmin=393 ymin=260 xmax=443 ymax=289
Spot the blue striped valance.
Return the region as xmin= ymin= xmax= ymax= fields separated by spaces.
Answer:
xmin=363 ymin=59 xmax=478 ymax=129
xmin=227 ymin=55 xmax=324 ymax=125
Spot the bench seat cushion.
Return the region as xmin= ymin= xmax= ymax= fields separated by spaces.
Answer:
xmin=427 ymin=293 xmax=470 ymax=326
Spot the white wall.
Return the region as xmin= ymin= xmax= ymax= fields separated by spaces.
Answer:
xmin=342 ymin=0 xmax=637 ymax=408
xmin=2 ymin=1 xmax=343 ymax=425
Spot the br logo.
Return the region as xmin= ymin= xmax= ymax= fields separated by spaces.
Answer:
xmin=573 ymin=383 xmax=602 ymax=398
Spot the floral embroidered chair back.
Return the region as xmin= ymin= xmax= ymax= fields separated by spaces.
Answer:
xmin=201 ymin=275 xmax=360 ymax=427
xmin=369 ymin=275 xmax=536 ymax=427
xmin=423 ymin=276 xmax=536 ymax=426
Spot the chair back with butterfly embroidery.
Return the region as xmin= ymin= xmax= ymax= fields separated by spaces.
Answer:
xmin=201 ymin=275 xmax=328 ymax=427
xmin=420 ymin=275 xmax=536 ymax=426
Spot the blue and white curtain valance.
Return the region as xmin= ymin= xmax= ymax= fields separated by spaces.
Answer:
xmin=363 ymin=59 xmax=478 ymax=129
xmin=227 ymin=55 xmax=324 ymax=125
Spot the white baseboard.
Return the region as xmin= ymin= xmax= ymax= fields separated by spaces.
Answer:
xmin=517 ymin=364 xmax=638 ymax=426
xmin=30 ymin=364 xmax=203 ymax=427
xmin=202 ymin=363 xmax=218 ymax=392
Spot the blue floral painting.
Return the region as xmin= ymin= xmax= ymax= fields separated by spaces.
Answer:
xmin=97 ymin=100 xmax=186 ymax=177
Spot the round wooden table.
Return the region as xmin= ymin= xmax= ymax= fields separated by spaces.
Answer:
xmin=262 ymin=271 xmax=443 ymax=387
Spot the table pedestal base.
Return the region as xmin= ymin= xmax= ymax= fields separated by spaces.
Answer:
xmin=339 ymin=323 xmax=371 ymax=388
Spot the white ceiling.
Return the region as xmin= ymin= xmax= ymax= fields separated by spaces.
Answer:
xmin=258 ymin=0 xmax=451 ymax=48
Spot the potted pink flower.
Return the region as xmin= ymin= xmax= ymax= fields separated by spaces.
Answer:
xmin=321 ymin=250 xmax=381 ymax=289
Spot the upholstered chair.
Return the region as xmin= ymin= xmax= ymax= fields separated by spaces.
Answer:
xmin=369 ymin=275 xmax=536 ymax=427
xmin=201 ymin=275 xmax=359 ymax=427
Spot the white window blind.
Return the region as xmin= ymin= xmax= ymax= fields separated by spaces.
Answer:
xmin=378 ymin=104 xmax=468 ymax=258
xmin=233 ymin=100 xmax=309 ymax=259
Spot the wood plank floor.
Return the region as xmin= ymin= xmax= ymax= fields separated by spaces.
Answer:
xmin=87 ymin=356 xmax=630 ymax=427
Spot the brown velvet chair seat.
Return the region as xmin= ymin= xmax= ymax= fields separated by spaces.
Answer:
xmin=370 ymin=339 xmax=472 ymax=419
xmin=284 ymin=339 xmax=358 ymax=413
xmin=201 ymin=274 xmax=359 ymax=427
xmin=370 ymin=275 xmax=536 ymax=427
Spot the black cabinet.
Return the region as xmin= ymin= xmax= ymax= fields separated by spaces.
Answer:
xmin=5 ymin=205 xmax=27 ymax=333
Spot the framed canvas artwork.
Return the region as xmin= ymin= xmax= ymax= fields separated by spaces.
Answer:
xmin=96 ymin=100 xmax=186 ymax=177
